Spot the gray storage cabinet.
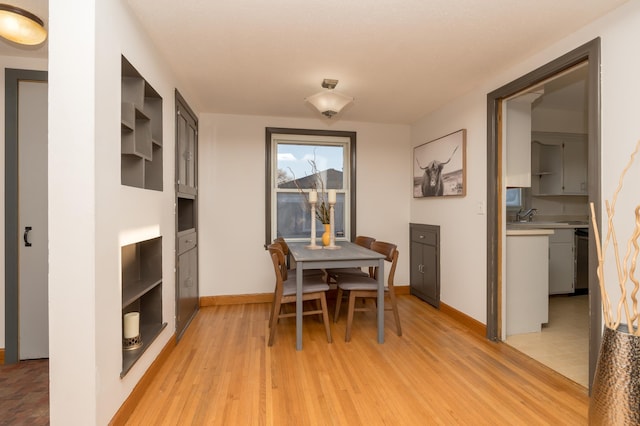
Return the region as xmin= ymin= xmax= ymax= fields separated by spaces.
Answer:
xmin=175 ymin=91 xmax=199 ymax=341
xmin=409 ymin=223 xmax=440 ymax=308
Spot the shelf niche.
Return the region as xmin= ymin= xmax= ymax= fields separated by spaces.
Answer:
xmin=121 ymin=236 xmax=166 ymax=377
xmin=121 ymin=56 xmax=163 ymax=191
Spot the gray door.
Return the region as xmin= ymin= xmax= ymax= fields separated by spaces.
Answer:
xmin=4 ymin=69 xmax=48 ymax=364
xmin=18 ymin=80 xmax=49 ymax=359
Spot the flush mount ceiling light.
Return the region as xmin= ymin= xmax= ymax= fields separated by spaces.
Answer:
xmin=0 ymin=4 xmax=47 ymax=45
xmin=305 ymin=79 xmax=354 ymax=118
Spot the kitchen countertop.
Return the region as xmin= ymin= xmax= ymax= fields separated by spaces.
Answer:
xmin=507 ymin=221 xmax=588 ymax=230
xmin=506 ymin=228 xmax=556 ymax=236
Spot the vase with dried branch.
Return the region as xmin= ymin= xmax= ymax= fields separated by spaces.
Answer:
xmin=288 ymin=158 xmax=330 ymax=224
xmin=589 ymin=140 xmax=640 ymax=424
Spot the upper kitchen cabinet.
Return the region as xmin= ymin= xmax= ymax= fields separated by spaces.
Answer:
xmin=505 ymin=92 xmax=542 ymax=187
xmin=531 ymin=132 xmax=587 ymax=196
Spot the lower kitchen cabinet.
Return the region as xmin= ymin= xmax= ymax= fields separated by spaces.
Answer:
xmin=409 ymin=223 xmax=440 ymax=308
xmin=549 ymin=229 xmax=575 ymax=294
xmin=506 ymin=231 xmax=552 ymax=335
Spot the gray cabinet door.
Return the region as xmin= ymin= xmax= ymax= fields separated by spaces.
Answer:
xmin=176 ymin=101 xmax=197 ymax=195
xmin=177 ymin=247 xmax=198 ymax=339
xmin=409 ymin=224 xmax=440 ymax=308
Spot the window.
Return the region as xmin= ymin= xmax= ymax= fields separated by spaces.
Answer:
xmin=505 ymin=188 xmax=523 ymax=210
xmin=265 ymin=128 xmax=356 ymax=245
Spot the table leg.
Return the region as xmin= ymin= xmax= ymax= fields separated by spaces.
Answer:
xmin=377 ymin=258 xmax=385 ymax=343
xmin=296 ymin=262 xmax=303 ymax=350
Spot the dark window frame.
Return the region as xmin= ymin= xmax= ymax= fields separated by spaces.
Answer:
xmin=265 ymin=127 xmax=356 ymax=246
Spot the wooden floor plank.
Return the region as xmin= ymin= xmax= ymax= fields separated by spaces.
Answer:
xmin=122 ymin=295 xmax=588 ymax=425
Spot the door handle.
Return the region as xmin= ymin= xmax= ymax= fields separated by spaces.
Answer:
xmin=24 ymin=226 xmax=32 ymax=247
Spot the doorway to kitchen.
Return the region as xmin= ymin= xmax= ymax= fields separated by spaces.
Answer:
xmin=485 ymin=39 xmax=602 ymax=390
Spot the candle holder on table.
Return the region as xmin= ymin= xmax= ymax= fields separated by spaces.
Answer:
xmin=305 ymin=190 xmax=322 ymax=250
xmin=325 ymin=190 xmax=341 ymax=250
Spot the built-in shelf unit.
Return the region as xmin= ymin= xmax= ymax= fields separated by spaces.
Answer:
xmin=121 ymin=56 xmax=163 ymax=190
xmin=121 ymin=236 xmax=166 ymax=377
xmin=175 ymin=91 xmax=199 ymax=341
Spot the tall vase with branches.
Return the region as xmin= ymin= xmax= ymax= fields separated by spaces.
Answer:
xmin=589 ymin=139 xmax=640 ymax=424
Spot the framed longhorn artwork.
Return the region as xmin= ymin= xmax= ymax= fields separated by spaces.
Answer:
xmin=413 ymin=129 xmax=466 ymax=198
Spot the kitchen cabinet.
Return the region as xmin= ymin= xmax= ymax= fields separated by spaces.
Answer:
xmin=531 ymin=132 xmax=587 ymax=196
xmin=177 ymin=230 xmax=198 ymax=338
xmin=505 ymin=95 xmax=540 ymax=187
xmin=562 ymin=136 xmax=588 ymax=194
xmin=549 ymin=229 xmax=575 ymax=294
xmin=175 ymin=91 xmax=199 ymax=341
xmin=506 ymin=230 xmax=552 ymax=336
xmin=409 ymin=223 xmax=440 ymax=308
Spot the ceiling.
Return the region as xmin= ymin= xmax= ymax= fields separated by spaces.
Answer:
xmin=0 ymin=1 xmax=629 ymax=124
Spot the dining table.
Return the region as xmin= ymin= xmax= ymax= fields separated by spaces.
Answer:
xmin=287 ymin=240 xmax=386 ymax=350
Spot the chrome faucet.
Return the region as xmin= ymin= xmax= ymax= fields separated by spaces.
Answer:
xmin=516 ymin=208 xmax=537 ymax=222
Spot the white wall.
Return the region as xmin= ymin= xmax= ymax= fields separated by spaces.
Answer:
xmin=410 ymin=0 xmax=640 ymax=326
xmin=0 ymin=56 xmax=47 ymax=350
xmin=411 ymin=101 xmax=488 ymax=322
xmin=532 ymin=107 xmax=587 ymax=133
xmin=49 ymin=0 xmax=185 ymax=424
xmin=198 ymin=114 xmax=410 ymax=297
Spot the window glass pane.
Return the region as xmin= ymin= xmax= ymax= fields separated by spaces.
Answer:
xmin=276 ymin=144 xmax=343 ymax=190
xmin=276 ymin=193 xmax=345 ymax=239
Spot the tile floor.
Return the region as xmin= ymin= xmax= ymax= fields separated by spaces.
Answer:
xmin=505 ymin=294 xmax=589 ymax=388
xmin=0 ymin=358 xmax=49 ymax=425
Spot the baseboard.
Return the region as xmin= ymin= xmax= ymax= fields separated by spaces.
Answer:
xmin=200 ymin=293 xmax=273 ymax=306
xmin=0 ymin=348 xmax=4 ymax=365
xmin=109 ymin=334 xmax=176 ymax=426
xmin=394 ymin=285 xmax=410 ymax=295
xmin=439 ymin=302 xmax=487 ymax=338
xmin=201 ymin=286 xmax=411 ymax=307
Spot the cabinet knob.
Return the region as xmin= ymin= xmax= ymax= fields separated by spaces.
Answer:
xmin=419 ymin=235 xmax=425 ymax=239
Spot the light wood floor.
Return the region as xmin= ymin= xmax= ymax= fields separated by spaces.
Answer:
xmin=123 ymin=295 xmax=588 ymax=425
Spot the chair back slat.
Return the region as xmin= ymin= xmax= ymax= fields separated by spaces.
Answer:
xmin=370 ymin=241 xmax=399 ymax=287
xmin=267 ymin=243 xmax=286 ymax=284
xmin=354 ymin=235 xmax=376 ymax=249
xmin=270 ymin=240 xmax=289 ymax=280
xmin=273 ymin=237 xmax=291 ymax=269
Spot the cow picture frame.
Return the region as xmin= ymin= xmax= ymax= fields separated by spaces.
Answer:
xmin=413 ymin=129 xmax=466 ymax=198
